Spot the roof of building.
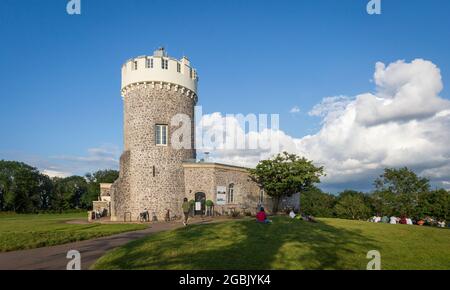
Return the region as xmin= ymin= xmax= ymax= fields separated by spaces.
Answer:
xmin=182 ymin=160 xmax=251 ymax=173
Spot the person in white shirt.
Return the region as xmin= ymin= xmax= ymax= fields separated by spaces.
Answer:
xmin=406 ymin=218 xmax=413 ymax=225
xmin=390 ymin=216 xmax=397 ymax=224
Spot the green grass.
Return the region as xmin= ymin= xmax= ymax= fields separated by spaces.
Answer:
xmin=93 ymin=217 xmax=450 ymax=270
xmin=0 ymin=212 xmax=147 ymax=252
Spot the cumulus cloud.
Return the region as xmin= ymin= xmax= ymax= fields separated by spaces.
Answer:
xmin=199 ymin=59 xmax=450 ymax=192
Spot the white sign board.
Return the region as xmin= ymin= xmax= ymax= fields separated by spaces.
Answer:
xmin=216 ymin=186 xmax=227 ymax=205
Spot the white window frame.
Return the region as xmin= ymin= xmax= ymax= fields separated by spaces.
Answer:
xmin=155 ymin=124 xmax=169 ymax=146
xmin=227 ymin=184 xmax=234 ymax=204
xmin=132 ymin=61 xmax=138 ymax=70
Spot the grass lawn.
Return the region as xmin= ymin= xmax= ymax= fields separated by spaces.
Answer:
xmin=93 ymin=217 xmax=450 ymax=270
xmin=0 ymin=212 xmax=147 ymax=252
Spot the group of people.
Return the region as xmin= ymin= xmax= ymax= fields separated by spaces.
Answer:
xmin=93 ymin=208 xmax=107 ymax=220
xmin=369 ymin=215 xmax=447 ymax=228
xmin=255 ymin=208 xmax=317 ymax=224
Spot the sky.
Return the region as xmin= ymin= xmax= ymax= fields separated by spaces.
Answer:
xmin=0 ymin=0 xmax=450 ymax=193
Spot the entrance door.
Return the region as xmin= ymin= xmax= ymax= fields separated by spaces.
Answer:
xmin=194 ymin=192 xmax=206 ymax=216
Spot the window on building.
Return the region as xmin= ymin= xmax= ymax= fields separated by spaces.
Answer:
xmin=161 ymin=58 xmax=168 ymax=70
xmin=189 ymin=68 xmax=193 ymax=79
xmin=227 ymin=184 xmax=234 ymax=204
xmin=133 ymin=61 xmax=138 ymax=70
xmin=155 ymin=124 xmax=168 ymax=146
xmin=177 ymin=62 xmax=181 ymax=73
xmin=146 ymin=58 xmax=153 ymax=68
xmin=259 ymin=189 xmax=264 ymax=204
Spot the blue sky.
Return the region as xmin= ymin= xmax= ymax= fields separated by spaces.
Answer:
xmin=1 ymin=0 xmax=450 ymax=192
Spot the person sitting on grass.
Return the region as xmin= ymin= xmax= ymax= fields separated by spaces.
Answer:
xmin=256 ymin=207 xmax=272 ymax=224
xmin=390 ymin=216 xmax=397 ymax=224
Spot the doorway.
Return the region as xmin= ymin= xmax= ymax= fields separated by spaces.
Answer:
xmin=194 ymin=192 xmax=206 ymax=216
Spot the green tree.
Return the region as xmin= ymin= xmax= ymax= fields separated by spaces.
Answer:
xmin=84 ymin=170 xmax=119 ymax=208
xmin=335 ymin=190 xmax=371 ymax=220
xmin=0 ymin=160 xmax=52 ymax=213
xmin=249 ymin=152 xmax=324 ymax=212
xmin=300 ymin=186 xmax=336 ymax=217
xmin=374 ymin=167 xmax=430 ymax=216
xmin=52 ymin=176 xmax=88 ymax=211
xmin=417 ymin=189 xmax=450 ymax=220
xmin=370 ymin=190 xmax=396 ymax=216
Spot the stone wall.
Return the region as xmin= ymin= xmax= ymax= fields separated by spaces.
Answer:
xmin=183 ymin=162 xmax=275 ymax=216
xmin=110 ymin=83 xmax=196 ymax=222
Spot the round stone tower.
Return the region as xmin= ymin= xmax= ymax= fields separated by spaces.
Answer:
xmin=110 ymin=48 xmax=198 ymax=221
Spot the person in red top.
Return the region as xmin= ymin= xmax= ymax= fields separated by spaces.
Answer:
xmin=399 ymin=216 xmax=407 ymax=224
xmin=256 ymin=207 xmax=272 ymax=224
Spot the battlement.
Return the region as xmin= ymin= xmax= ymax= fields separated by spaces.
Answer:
xmin=121 ymin=48 xmax=198 ymax=94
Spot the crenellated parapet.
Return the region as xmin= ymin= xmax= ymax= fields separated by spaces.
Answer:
xmin=121 ymin=47 xmax=198 ymax=97
xmin=121 ymin=81 xmax=198 ymax=104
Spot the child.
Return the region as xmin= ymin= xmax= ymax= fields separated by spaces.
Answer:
xmin=256 ymin=207 xmax=272 ymax=224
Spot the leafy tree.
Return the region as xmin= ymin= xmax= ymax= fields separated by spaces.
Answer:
xmin=249 ymin=152 xmax=324 ymax=212
xmin=370 ymin=190 xmax=396 ymax=216
xmin=335 ymin=190 xmax=371 ymax=220
xmin=52 ymin=176 xmax=88 ymax=211
xmin=300 ymin=186 xmax=336 ymax=217
xmin=417 ymin=189 xmax=450 ymax=220
xmin=84 ymin=170 xmax=119 ymax=208
xmin=0 ymin=160 xmax=52 ymax=213
xmin=374 ymin=167 xmax=430 ymax=216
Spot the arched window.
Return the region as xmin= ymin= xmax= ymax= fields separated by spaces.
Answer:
xmin=259 ymin=189 xmax=264 ymax=204
xmin=227 ymin=184 xmax=234 ymax=204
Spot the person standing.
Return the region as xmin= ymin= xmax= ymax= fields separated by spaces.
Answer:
xmin=182 ymin=198 xmax=190 ymax=226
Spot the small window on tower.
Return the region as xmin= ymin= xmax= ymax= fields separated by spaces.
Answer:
xmin=146 ymin=58 xmax=153 ymax=68
xmin=155 ymin=124 xmax=168 ymax=146
xmin=133 ymin=61 xmax=138 ymax=70
xmin=177 ymin=63 xmax=181 ymax=73
xmin=161 ymin=58 xmax=168 ymax=70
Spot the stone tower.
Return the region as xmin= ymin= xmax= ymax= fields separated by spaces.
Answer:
xmin=110 ymin=48 xmax=198 ymax=221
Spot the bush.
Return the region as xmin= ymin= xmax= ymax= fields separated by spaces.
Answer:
xmin=231 ymin=211 xmax=241 ymax=218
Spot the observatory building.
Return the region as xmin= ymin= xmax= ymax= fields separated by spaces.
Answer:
xmin=93 ymin=48 xmax=299 ymax=221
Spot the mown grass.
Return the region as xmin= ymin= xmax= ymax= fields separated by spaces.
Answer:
xmin=0 ymin=212 xmax=147 ymax=252
xmin=93 ymin=217 xmax=450 ymax=270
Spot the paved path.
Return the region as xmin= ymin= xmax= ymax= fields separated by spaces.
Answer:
xmin=0 ymin=218 xmax=215 ymax=270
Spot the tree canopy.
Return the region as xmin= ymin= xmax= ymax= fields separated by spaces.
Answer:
xmin=249 ymin=152 xmax=325 ymax=212
xmin=0 ymin=160 xmax=118 ymax=213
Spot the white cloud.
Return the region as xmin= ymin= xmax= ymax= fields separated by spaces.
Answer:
xmin=199 ymin=59 xmax=450 ymax=192
xmin=42 ymin=169 xmax=71 ymax=178
xmin=39 ymin=145 xmax=120 ymax=176
xmin=290 ymin=106 xmax=301 ymax=114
